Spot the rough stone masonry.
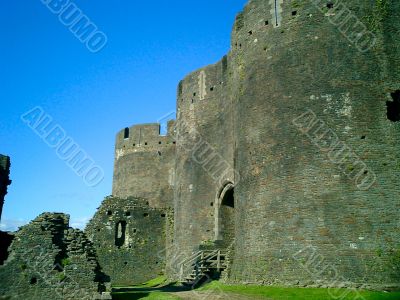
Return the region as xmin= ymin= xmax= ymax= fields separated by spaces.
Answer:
xmin=0 ymin=155 xmax=11 ymax=221
xmin=1 ymin=0 xmax=399 ymax=297
xmin=110 ymin=0 xmax=400 ymax=290
xmin=0 ymin=155 xmax=13 ymax=267
xmin=0 ymin=213 xmax=110 ymax=299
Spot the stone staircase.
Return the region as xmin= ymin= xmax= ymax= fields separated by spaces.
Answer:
xmin=179 ymin=249 xmax=227 ymax=286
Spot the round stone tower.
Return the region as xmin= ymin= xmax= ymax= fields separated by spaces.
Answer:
xmin=112 ymin=121 xmax=176 ymax=208
xmin=229 ymin=0 xmax=400 ymax=288
xmin=170 ymin=0 xmax=400 ymax=289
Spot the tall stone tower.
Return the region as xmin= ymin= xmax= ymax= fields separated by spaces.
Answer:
xmin=170 ymin=0 xmax=400 ymax=289
xmin=0 ymin=155 xmax=11 ymax=221
xmin=228 ymin=0 xmax=399 ymax=288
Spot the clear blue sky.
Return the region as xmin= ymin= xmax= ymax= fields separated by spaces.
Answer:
xmin=0 ymin=0 xmax=247 ymax=231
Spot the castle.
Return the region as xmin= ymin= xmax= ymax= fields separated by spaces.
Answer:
xmin=1 ymin=0 xmax=400 ymax=298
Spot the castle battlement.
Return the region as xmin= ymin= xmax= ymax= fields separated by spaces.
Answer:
xmin=113 ymin=121 xmax=176 ymax=208
xmin=115 ymin=120 xmax=176 ymax=152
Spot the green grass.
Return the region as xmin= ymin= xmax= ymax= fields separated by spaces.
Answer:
xmin=112 ymin=291 xmax=180 ymax=300
xmin=138 ymin=276 xmax=168 ymax=288
xmin=112 ymin=277 xmax=400 ymax=300
xmin=111 ymin=276 xmax=179 ymax=299
xmin=198 ymin=281 xmax=400 ymax=300
xmin=112 ymin=276 xmax=168 ymax=289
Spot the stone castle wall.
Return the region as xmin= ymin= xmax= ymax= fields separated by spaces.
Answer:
xmin=227 ymin=0 xmax=400 ymax=289
xmin=85 ymin=196 xmax=173 ymax=285
xmin=172 ymin=56 xmax=237 ymax=266
xmin=0 ymin=155 xmax=13 ymax=268
xmin=19 ymin=0 xmax=397 ymax=290
xmin=112 ymin=122 xmax=176 ymax=208
xmin=164 ymin=0 xmax=400 ymax=288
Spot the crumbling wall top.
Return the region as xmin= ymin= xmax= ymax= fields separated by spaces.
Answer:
xmin=115 ymin=121 xmax=176 ymax=153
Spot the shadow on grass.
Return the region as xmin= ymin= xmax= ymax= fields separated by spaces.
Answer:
xmin=112 ymin=292 xmax=151 ymax=300
xmin=112 ymin=282 xmax=191 ymax=299
xmin=113 ymin=282 xmax=190 ymax=293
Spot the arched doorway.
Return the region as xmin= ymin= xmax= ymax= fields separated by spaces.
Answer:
xmin=214 ymin=183 xmax=235 ymax=248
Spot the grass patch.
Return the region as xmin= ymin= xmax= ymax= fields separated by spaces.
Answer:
xmin=112 ymin=276 xmax=168 ymax=289
xmin=112 ymin=291 xmax=180 ymax=300
xmin=139 ymin=276 xmax=168 ymax=288
xmin=112 ymin=276 xmax=180 ymax=299
xmin=198 ymin=281 xmax=400 ymax=300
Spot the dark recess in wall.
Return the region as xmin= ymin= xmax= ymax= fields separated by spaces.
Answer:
xmin=387 ymin=90 xmax=400 ymax=122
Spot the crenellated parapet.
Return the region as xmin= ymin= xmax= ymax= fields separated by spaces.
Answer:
xmin=115 ymin=121 xmax=176 ymax=159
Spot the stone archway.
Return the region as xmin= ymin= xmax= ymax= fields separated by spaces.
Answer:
xmin=214 ymin=182 xmax=235 ymax=248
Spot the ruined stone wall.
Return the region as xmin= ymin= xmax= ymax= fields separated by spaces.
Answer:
xmin=0 ymin=155 xmax=13 ymax=267
xmin=229 ymin=0 xmax=400 ymax=289
xmin=112 ymin=122 xmax=176 ymax=208
xmin=0 ymin=155 xmax=11 ymax=221
xmin=85 ymin=196 xmax=172 ymax=285
xmin=172 ymin=56 xmax=236 ymax=274
xmin=0 ymin=213 xmax=109 ymax=300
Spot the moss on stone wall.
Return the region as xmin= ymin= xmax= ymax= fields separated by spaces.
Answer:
xmin=364 ymin=0 xmax=390 ymax=32
xmin=0 ymin=213 xmax=109 ymax=299
xmin=86 ymin=196 xmax=168 ymax=286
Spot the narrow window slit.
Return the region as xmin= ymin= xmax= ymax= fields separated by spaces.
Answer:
xmin=115 ymin=221 xmax=127 ymax=247
xmin=124 ymin=127 xmax=129 ymax=139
